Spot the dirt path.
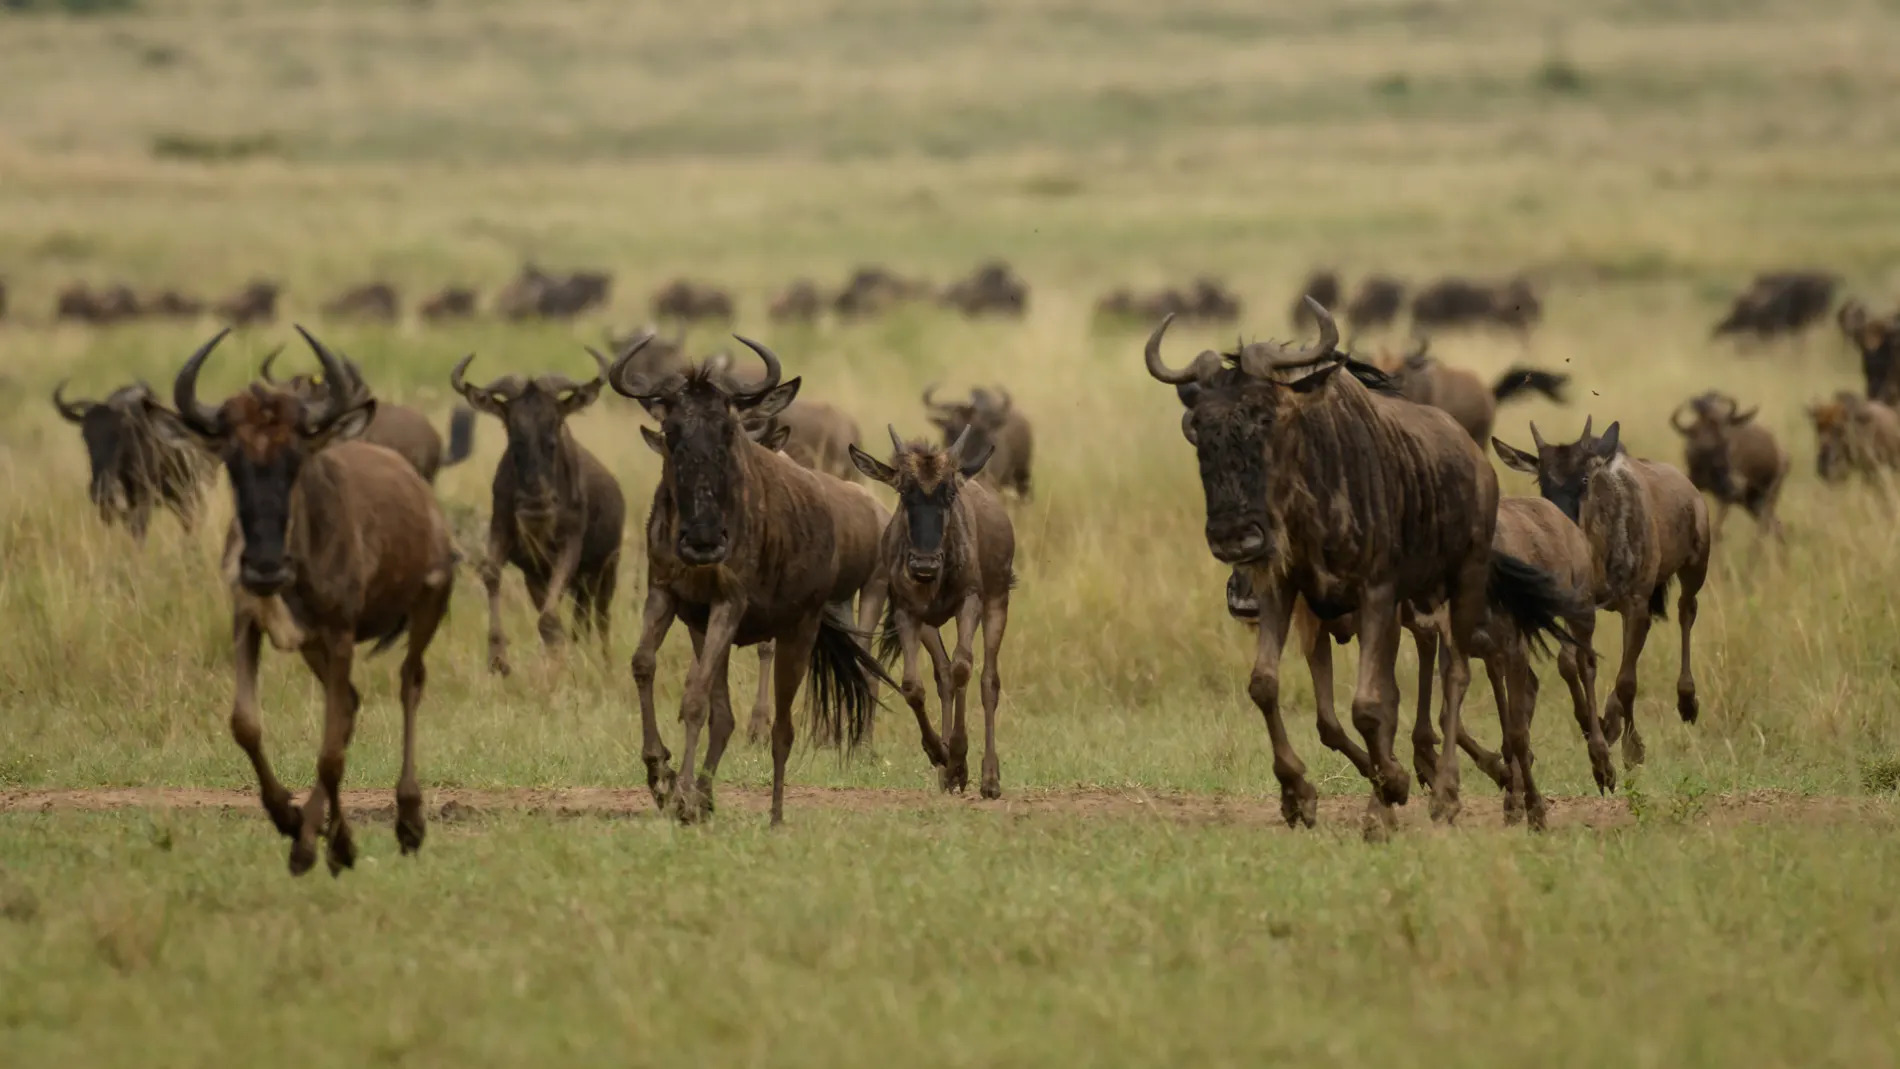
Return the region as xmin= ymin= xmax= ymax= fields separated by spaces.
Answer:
xmin=1 ymin=785 xmax=1887 ymax=831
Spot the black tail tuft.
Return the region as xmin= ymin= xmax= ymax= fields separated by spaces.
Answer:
xmin=808 ymin=606 xmax=897 ymax=752
xmin=873 ymin=600 xmax=902 ymax=668
xmin=1648 ymin=576 xmax=1674 ymax=621
xmin=1492 ymin=366 xmax=1569 ymax=404
xmin=445 ymin=405 xmax=477 ymax=467
xmin=1487 ymin=552 xmax=1585 ymax=658
xmin=368 ymin=616 xmax=410 ymax=658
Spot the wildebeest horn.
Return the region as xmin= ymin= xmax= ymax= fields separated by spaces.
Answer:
xmin=730 ymin=335 xmax=782 ymax=395
xmin=1143 ymin=314 xmax=1221 ymax=385
xmin=1529 ymin=420 xmax=1548 ymax=452
xmin=449 ymin=352 xmax=481 ymax=401
xmin=1581 ymin=415 xmax=1593 ymax=440
xmin=52 ymin=380 xmax=93 ymax=423
xmin=173 ymin=327 xmax=233 ymax=435
xmin=1302 ymin=296 xmax=1341 ymax=356
xmin=1669 ymin=401 xmax=1697 ymax=434
xmin=257 ymin=343 xmax=287 ymax=384
xmin=946 ymin=422 xmax=975 ymax=464
xmin=604 ymin=332 xmax=658 ymax=398
xmin=888 ymin=423 xmax=905 ymax=457
xmin=293 ymin=324 xmax=353 ymax=428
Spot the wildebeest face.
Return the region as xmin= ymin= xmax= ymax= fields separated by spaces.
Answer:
xmin=56 ymin=382 xmax=186 ymax=519
xmin=1493 ymin=418 xmax=1621 ymax=523
xmin=1808 ymin=401 xmax=1854 ymax=483
xmin=1671 ymin=394 xmax=1754 ymax=500
xmin=851 ymin=426 xmax=991 ymax=583
xmin=451 ymin=353 xmax=606 ymax=520
xmin=1182 ymin=369 xmax=1281 ymax=565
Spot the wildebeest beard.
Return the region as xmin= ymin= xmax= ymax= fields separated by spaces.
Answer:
xmin=80 ymin=407 xmax=134 ymax=513
xmin=228 ymin=446 xmax=304 ymax=595
xmin=1188 ymin=380 xmax=1277 ymax=567
xmin=664 ymin=399 xmax=743 ymax=564
xmin=503 ymin=391 xmax=570 ymax=521
xmin=900 ymin=481 xmax=956 ymax=579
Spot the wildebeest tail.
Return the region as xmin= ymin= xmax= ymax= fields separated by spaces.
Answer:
xmin=873 ymin=600 xmax=902 ymax=668
xmin=809 ymin=606 xmax=896 ymax=752
xmin=1648 ymin=575 xmax=1674 ymax=621
xmin=368 ymin=616 xmax=410 ymax=658
xmin=445 ymin=405 xmax=477 ymax=467
xmin=1492 ymin=366 xmax=1569 ymax=404
xmin=1487 ymin=552 xmax=1584 ymax=657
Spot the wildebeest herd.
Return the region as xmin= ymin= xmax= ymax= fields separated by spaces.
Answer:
xmin=38 ymin=265 xmax=1900 ymax=873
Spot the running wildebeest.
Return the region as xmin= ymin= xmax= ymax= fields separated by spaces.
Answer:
xmin=213 ymin=279 xmax=280 ymax=327
xmin=922 ymin=384 xmax=1034 ymax=500
xmin=1713 ymin=270 xmax=1839 ymax=346
xmin=611 ymin=334 xmax=892 ymax=825
xmin=651 ymin=278 xmax=735 ymax=324
xmin=321 ymin=282 xmax=400 ymax=323
xmin=260 ymin=347 xmax=475 ymax=485
xmin=1370 ymin=335 xmax=1569 ymax=444
xmin=495 ymin=264 xmax=612 ymax=321
xmin=1149 ymin=298 xmax=1576 ymax=834
xmin=452 ymin=350 xmax=626 ymax=675
xmin=52 ymin=379 xmax=214 ymax=540
xmin=833 ymin=265 xmax=933 ymax=319
xmin=1494 ymin=417 xmax=1711 ymax=768
xmin=1808 ymin=392 xmax=1900 ymax=486
xmin=162 ymin=325 xmax=457 ymax=877
xmin=941 ymin=260 xmax=1029 ymax=318
xmin=1345 ymin=275 xmax=1406 ymax=336
xmin=56 ymin=282 xmax=142 ymax=325
xmin=419 ymin=286 xmax=478 ymax=323
xmin=145 ymin=289 xmax=206 ymax=319
xmin=1670 ymin=391 xmax=1788 ymax=542
xmin=853 ymin=426 xmax=1016 ymax=797
xmin=1411 ymin=275 xmax=1541 ymax=337
xmin=1837 ymin=300 xmax=1900 ymax=405
xmin=769 ymin=279 xmax=826 ymax=324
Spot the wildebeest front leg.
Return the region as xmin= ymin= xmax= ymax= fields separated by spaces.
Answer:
xmin=976 ymin=593 xmax=1009 ymax=800
xmin=229 ymin=619 xmax=300 ymax=839
xmin=768 ymin=617 xmax=823 ymax=827
xmin=1246 ymin=582 xmax=1317 ymax=829
xmin=1502 ymin=651 xmax=1547 ymax=831
xmin=1297 ymin=606 xmax=1373 ymax=777
xmin=481 ymin=526 xmax=512 ymax=676
xmin=941 ymin=596 xmax=982 ymax=794
xmin=1349 ymin=588 xmax=1410 ymax=832
xmin=536 ymin=534 xmax=585 ymax=647
xmin=1407 ymin=617 xmax=1440 ymax=790
xmin=630 ymin=586 xmax=678 ymax=807
xmin=747 ymin=641 xmax=776 ymax=745
xmin=1461 ymin=653 xmax=1513 ymax=792
xmin=1601 ymin=605 xmax=1653 ymax=767
xmin=670 ymin=599 xmax=742 ymax=824
xmin=293 ymin=635 xmax=359 ymax=877
xmin=895 ymin=613 xmax=949 ymax=771
xmin=1675 ymin=561 xmax=1707 ymax=725
xmin=394 ymin=572 xmax=452 ymax=857
xmin=855 ymin=579 xmax=889 ymax=745
xmin=693 ymin=631 xmax=737 ymax=814
xmin=1562 ymin=614 xmax=1614 ymax=793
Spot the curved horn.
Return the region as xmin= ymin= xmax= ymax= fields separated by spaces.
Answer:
xmin=1236 ymin=298 xmax=1345 ymax=377
xmin=946 ymin=422 xmax=975 ymax=464
xmin=731 ymin=335 xmax=782 ymax=394
xmin=257 ymin=343 xmax=287 ymax=384
xmin=449 ymin=352 xmax=481 ymax=402
xmin=1303 ymin=296 xmax=1341 ymax=355
xmin=293 ymin=324 xmax=352 ymax=427
xmin=1529 ymin=420 xmax=1548 ymax=452
xmin=1669 ymin=401 xmax=1698 ymax=434
xmin=52 ymin=380 xmax=92 ymax=423
xmin=1143 ymin=314 xmax=1221 ymax=385
xmin=1581 ymin=415 xmax=1594 ymax=440
xmin=888 ymin=423 xmax=905 ymax=457
xmin=172 ymin=327 xmax=233 ymax=435
xmin=583 ymin=344 xmax=609 ymax=389
xmin=604 ymin=332 xmax=658 ymax=398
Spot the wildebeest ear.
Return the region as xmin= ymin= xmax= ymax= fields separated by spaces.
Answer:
xmin=956 ymin=440 xmax=995 ymax=480
xmin=1287 ymin=362 xmax=1343 ymax=394
xmin=1492 ymin=437 xmax=1539 ymax=474
xmin=848 ymin=443 xmax=898 ymax=485
xmin=640 ymin=426 xmax=667 ymax=455
xmin=143 ymin=400 xmax=221 ymax=452
xmin=1592 ymin=421 xmax=1621 ymax=459
xmin=306 ymin=399 xmax=378 ymax=451
xmin=1729 ymin=406 xmax=1758 ymax=426
xmin=760 ymin=423 xmax=792 ymax=452
xmin=740 ymin=377 xmax=800 ymax=419
xmin=557 ymin=378 xmax=603 ymax=416
xmin=1174 ymin=382 xmax=1202 ymax=409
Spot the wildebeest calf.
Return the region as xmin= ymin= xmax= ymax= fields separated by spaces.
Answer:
xmin=1809 ymin=392 xmax=1900 ymax=486
xmin=53 ymin=379 xmax=214 ymax=540
xmin=1670 ymin=391 xmax=1788 ymax=542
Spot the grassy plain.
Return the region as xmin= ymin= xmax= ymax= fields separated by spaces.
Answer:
xmin=3 ymin=0 xmax=1900 ymax=1064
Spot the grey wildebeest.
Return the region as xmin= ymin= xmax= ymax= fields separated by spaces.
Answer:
xmin=1370 ymin=336 xmax=1569 ymax=444
xmin=1149 ymin=298 xmax=1577 ymax=833
xmin=922 ymin=384 xmax=1033 ymax=500
xmin=1808 ymin=392 xmax=1900 ymax=486
xmin=1837 ymin=300 xmax=1900 ymax=405
xmin=853 ymin=427 xmax=1015 ymax=797
xmin=1670 ymin=391 xmax=1788 ymax=542
xmin=452 ymin=350 xmax=626 ymax=675
xmin=611 ymin=335 xmax=891 ymax=825
xmin=260 ymin=347 xmax=475 ymax=484
xmin=162 ymin=325 xmax=457 ymax=876
xmin=53 ymin=379 xmax=215 ymax=540
xmin=1494 ymin=418 xmax=1711 ymax=768
xmin=1411 ymin=275 xmax=1542 ymax=337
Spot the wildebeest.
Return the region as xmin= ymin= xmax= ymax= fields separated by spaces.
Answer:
xmin=651 ymin=278 xmax=736 ymax=324
xmin=611 ymin=334 xmax=892 ymax=825
xmin=1669 ymin=391 xmax=1788 ymax=541
xmin=213 ymin=279 xmax=280 ymax=327
xmin=419 ymin=286 xmax=478 ymax=323
xmin=1712 ymin=270 xmax=1839 ymax=345
xmin=495 ymin=263 xmax=613 ymax=321
xmin=1290 ymin=270 xmax=1341 ymax=332
xmin=1149 ymin=298 xmax=1577 ymax=832
xmin=853 ymin=426 xmax=1016 ymax=797
xmin=451 ymin=350 xmax=626 ymax=675
xmin=603 ymin=324 xmax=686 ymax=385
xmin=833 ymin=265 xmax=933 ymax=319
xmin=1808 ymin=392 xmax=1900 ymax=485
xmin=1370 ymin=336 xmax=1569 ymax=443
xmin=145 ymin=289 xmax=206 ymax=319
xmin=163 ymin=325 xmax=457 ymax=876
xmin=941 ymin=260 xmax=1029 ymax=318
xmin=1411 ymin=275 xmax=1542 ymax=336
xmin=1494 ymin=418 xmax=1711 ymax=768
xmin=56 ymin=282 xmax=142 ymax=325
xmin=1345 ymin=275 xmax=1406 ymax=336
xmin=921 ymin=384 xmax=1033 ymax=500
xmin=260 ymin=347 xmax=475 ymax=485
xmin=1096 ymin=278 xmax=1242 ymax=325
xmin=52 ymin=379 xmax=214 ymax=540
xmin=769 ymin=279 xmax=826 ymax=324
xmin=321 ymin=282 xmax=400 ymax=323
xmin=1837 ymin=300 xmax=1900 ymax=404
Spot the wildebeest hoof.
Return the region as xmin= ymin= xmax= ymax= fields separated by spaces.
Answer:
xmin=939 ymin=765 xmax=967 ymax=793
xmin=537 ymin=616 xmax=567 ymax=647
xmin=646 ymin=764 xmax=677 ymax=809
xmin=1677 ymin=690 xmax=1699 ymax=724
xmin=489 ymin=655 xmax=512 ymax=678
xmin=1622 ymin=731 xmax=1647 ymax=767
xmin=1502 ymin=792 xmax=1524 ymax=826
xmin=326 ymin=827 xmax=357 ymax=876
xmin=288 ymin=839 xmax=318 ymax=877
xmin=1526 ymin=800 xmax=1549 ymax=833
xmin=980 ymin=777 xmax=1001 ymax=800
xmin=1377 ymin=767 xmax=1410 ymax=808
xmin=396 ymin=814 xmax=426 ymax=855
xmin=1429 ymin=792 xmax=1461 ymax=825
xmin=1361 ymin=801 xmax=1396 ymax=843
xmin=669 ymin=785 xmax=709 ymax=825
xmin=1281 ymin=781 xmax=1318 ymax=828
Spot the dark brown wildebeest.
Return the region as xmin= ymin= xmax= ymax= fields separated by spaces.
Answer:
xmin=941 ymin=260 xmax=1029 ymax=318
xmin=213 ymin=279 xmax=280 ymax=327
xmin=651 ymin=278 xmax=735 ymax=324
xmin=833 ymin=265 xmax=933 ymax=319
xmin=1494 ymin=417 xmax=1711 ymax=769
xmin=261 ymin=347 xmax=475 ymax=485
xmin=603 ymin=325 xmax=687 ymax=386
xmin=146 ymin=289 xmax=206 ymax=319
xmin=1808 ymin=392 xmax=1900 ymax=486
xmin=452 ymin=350 xmax=626 ymax=675
xmin=1345 ymin=275 xmax=1406 ymax=336
xmin=1370 ymin=335 xmax=1569 ymax=444
xmin=419 ymin=286 xmax=478 ymax=323
xmin=163 ymin=325 xmax=457 ymax=876
xmin=1669 ymin=391 xmax=1788 ymax=542
xmin=56 ymin=282 xmax=142 ymax=325
xmin=1096 ymin=279 xmax=1242 ymax=325
xmin=1290 ymin=270 xmax=1341 ymax=332
xmin=321 ymin=282 xmax=400 ymax=323
xmin=1411 ymin=275 xmax=1542 ymax=337
xmin=1712 ymin=270 xmax=1839 ymax=346
xmin=611 ymin=335 xmax=892 ymax=825
xmin=1149 ymin=298 xmax=1576 ymax=833
xmin=769 ymin=279 xmax=826 ymax=324
xmin=495 ymin=264 xmax=613 ymax=321
xmin=922 ymin=384 xmax=1033 ymax=500
xmin=1837 ymin=300 xmax=1900 ymax=404
xmin=52 ymin=379 xmax=215 ymax=540
xmin=853 ymin=427 xmax=1016 ymax=797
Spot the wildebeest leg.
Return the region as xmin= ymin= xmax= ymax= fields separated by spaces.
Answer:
xmin=671 ymin=599 xmax=742 ymax=824
xmin=1601 ymin=605 xmax=1653 ymax=767
xmin=630 ymin=586 xmax=679 ymax=807
xmin=856 ymin=579 xmax=889 ymax=744
xmin=895 ymin=613 xmax=949 ymax=771
xmin=1464 ymin=653 xmax=1514 ymax=796
xmin=747 ymin=642 xmax=775 ymax=745
xmin=977 ymin=593 xmax=1009 ymax=800
xmin=692 ymin=630 xmax=737 ymax=815
xmin=1349 ymin=588 xmax=1409 ymax=835
xmin=481 ymin=527 xmax=512 ymax=676
xmin=229 ymin=618 xmax=300 ymax=838
xmin=1503 ymin=650 xmax=1547 ymax=831
xmin=1711 ymin=500 xmax=1730 ymax=546
xmin=394 ymin=571 xmax=451 ymax=857
xmin=536 ymin=535 xmax=585 ymax=648
xmin=1407 ymin=615 xmax=1440 ymax=789
xmin=590 ymin=560 xmax=617 ymax=655
xmin=293 ymin=634 xmax=358 ymax=877
xmin=1430 ymin=565 xmax=1486 ymax=826
xmin=767 ymin=617 xmax=822 ymax=827
xmin=1561 ymin=614 xmax=1614 ymax=793
xmin=1675 ymin=561 xmax=1707 ymax=725
xmin=942 ymin=596 xmax=982 ymax=794
xmin=1297 ymin=606 xmax=1372 ymax=777
xmin=919 ymin=626 xmax=958 ymax=784
xmin=1246 ymin=581 xmax=1317 ymax=829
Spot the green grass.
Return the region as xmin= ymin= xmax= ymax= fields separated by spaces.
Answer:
xmin=6 ymin=0 xmax=1900 ymax=1063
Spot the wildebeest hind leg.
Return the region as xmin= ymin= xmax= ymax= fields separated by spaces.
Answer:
xmin=630 ymin=587 xmax=679 ymax=807
xmin=1299 ymin=607 xmax=1372 ymax=777
xmin=229 ymin=619 xmax=301 ymax=839
xmin=896 ymin=614 xmax=949 ymax=770
xmin=395 ymin=574 xmax=451 ymax=856
xmin=747 ymin=642 xmax=776 ymax=745
xmin=1560 ymin=614 xmax=1613 ymax=793
xmin=1460 ymin=653 xmax=1512 ymax=792
xmin=976 ymin=594 xmax=1009 ymax=800
xmin=1674 ymin=565 xmax=1704 ymax=724
xmin=693 ymin=632 xmax=737 ymax=814
xmin=1407 ymin=617 xmax=1440 ymax=789
xmin=670 ymin=600 xmax=741 ymax=824
xmin=768 ymin=618 xmax=822 ymax=827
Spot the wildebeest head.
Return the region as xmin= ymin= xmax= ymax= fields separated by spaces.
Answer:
xmin=1807 ymin=393 xmax=1867 ymax=483
xmin=1148 ymin=295 xmax=1346 ymax=567
xmin=850 ymin=425 xmax=991 ymax=583
xmin=53 ymin=379 xmax=186 ymax=517
xmin=452 ymin=350 xmax=606 ymax=520
xmin=1670 ymin=391 xmax=1756 ymax=499
xmin=1492 ymin=416 xmax=1622 ymax=523
xmin=611 ymin=333 xmax=799 ymax=566
xmin=922 ymin=383 xmax=1015 ymax=459
xmin=166 ymin=326 xmax=376 ymax=596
